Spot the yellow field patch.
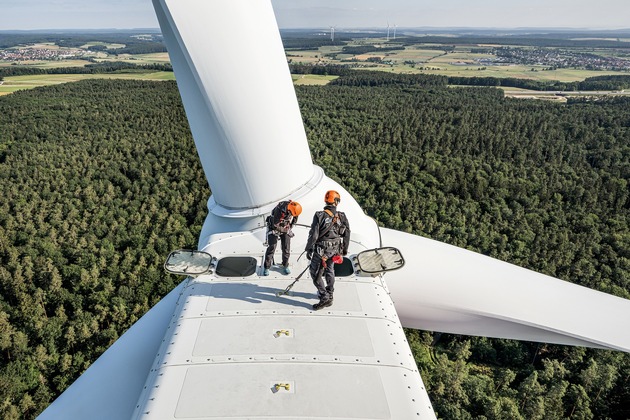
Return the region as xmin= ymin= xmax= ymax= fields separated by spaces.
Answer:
xmin=291 ymin=74 xmax=338 ymax=85
xmin=133 ymin=53 xmax=172 ymax=64
xmin=0 ymin=59 xmax=89 ymax=68
xmin=0 ymin=72 xmax=175 ymax=95
xmin=80 ymin=42 xmax=126 ymax=49
xmin=26 ymin=43 xmax=60 ymax=50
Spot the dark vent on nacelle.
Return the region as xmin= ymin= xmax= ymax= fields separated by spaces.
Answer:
xmin=215 ymin=256 xmax=257 ymax=277
xmin=334 ymin=257 xmax=354 ymax=277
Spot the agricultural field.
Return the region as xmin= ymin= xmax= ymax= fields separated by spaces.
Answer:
xmin=0 ymin=53 xmax=170 ymax=68
xmin=2 ymin=30 xmax=630 ymax=96
xmin=0 ymin=33 xmax=173 ymax=94
xmin=286 ymin=50 xmax=326 ymax=65
xmin=80 ymin=42 xmax=126 ymax=49
xmin=0 ymin=72 xmax=174 ymax=95
xmin=0 ymin=59 xmax=91 ymax=69
xmin=93 ymin=52 xmax=171 ymax=65
xmin=291 ymin=74 xmax=338 ymax=85
xmin=329 ymin=47 xmax=627 ymax=81
xmin=416 ymin=59 xmax=630 ymax=81
xmin=131 ymin=52 xmax=171 ymax=64
xmin=286 ymin=35 xmax=630 ymax=83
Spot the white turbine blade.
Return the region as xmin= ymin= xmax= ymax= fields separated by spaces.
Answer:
xmin=153 ymin=0 xmax=314 ymax=210
xmin=38 ymin=281 xmax=187 ymax=419
xmin=381 ymin=228 xmax=630 ymax=352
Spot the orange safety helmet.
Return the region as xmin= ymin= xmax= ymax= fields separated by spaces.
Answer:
xmin=287 ymin=201 xmax=302 ymax=217
xmin=324 ymin=190 xmax=341 ymax=205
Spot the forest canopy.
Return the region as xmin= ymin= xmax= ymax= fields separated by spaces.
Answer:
xmin=0 ymin=76 xmax=629 ymax=418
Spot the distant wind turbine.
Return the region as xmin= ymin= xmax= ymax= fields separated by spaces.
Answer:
xmin=330 ymin=26 xmax=335 ymax=42
xmin=393 ymin=24 xmax=398 ymax=40
xmin=386 ymin=21 xmax=390 ymax=41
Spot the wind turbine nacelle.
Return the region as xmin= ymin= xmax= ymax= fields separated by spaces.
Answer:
xmin=197 ymin=166 xmax=381 ymax=253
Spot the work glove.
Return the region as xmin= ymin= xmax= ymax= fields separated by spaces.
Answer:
xmin=306 ymin=250 xmax=312 ymax=260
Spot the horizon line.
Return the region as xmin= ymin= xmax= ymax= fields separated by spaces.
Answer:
xmin=2 ymin=26 xmax=630 ymax=33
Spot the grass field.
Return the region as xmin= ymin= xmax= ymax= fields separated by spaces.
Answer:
xmin=291 ymin=74 xmax=339 ymax=85
xmin=0 ymin=53 xmax=170 ymax=70
xmin=23 ymin=43 xmax=61 ymax=50
xmin=0 ymin=72 xmax=175 ymax=95
xmin=80 ymin=42 xmax=126 ymax=50
xmin=287 ymin=50 xmax=325 ymax=65
xmin=350 ymin=62 xmax=630 ymax=83
xmin=416 ymin=63 xmax=630 ymax=82
xmin=0 ymin=59 xmax=91 ymax=69
xmin=0 ymin=71 xmax=327 ymax=95
xmin=133 ymin=52 xmax=171 ymax=64
xmin=94 ymin=52 xmax=171 ymax=65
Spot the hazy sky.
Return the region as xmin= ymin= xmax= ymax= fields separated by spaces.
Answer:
xmin=1 ymin=0 xmax=629 ymax=31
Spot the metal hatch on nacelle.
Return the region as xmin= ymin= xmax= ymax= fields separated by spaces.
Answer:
xmin=355 ymin=247 xmax=405 ymax=274
xmin=165 ymin=249 xmax=214 ymax=277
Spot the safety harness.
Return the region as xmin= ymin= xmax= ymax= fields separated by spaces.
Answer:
xmin=268 ymin=202 xmax=294 ymax=235
xmin=313 ymin=208 xmax=346 ymax=263
xmin=319 ymin=209 xmax=339 ymax=236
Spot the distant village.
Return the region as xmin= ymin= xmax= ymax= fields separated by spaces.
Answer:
xmin=0 ymin=47 xmax=92 ymax=62
xmin=479 ymin=47 xmax=630 ymax=71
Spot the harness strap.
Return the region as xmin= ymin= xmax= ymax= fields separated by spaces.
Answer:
xmin=318 ymin=210 xmax=339 ymax=239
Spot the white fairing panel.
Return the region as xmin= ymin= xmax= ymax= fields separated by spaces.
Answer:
xmin=381 ymin=228 xmax=630 ymax=352
xmin=132 ymin=227 xmax=437 ymax=419
xmin=153 ymin=0 xmax=314 ymax=209
xmin=37 ymin=282 xmax=187 ymax=419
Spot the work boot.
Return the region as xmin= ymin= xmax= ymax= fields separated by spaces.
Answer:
xmin=283 ymin=266 xmax=291 ymax=275
xmin=263 ymin=268 xmax=269 ymax=276
xmin=312 ymin=297 xmax=333 ymax=311
xmin=326 ymin=288 xmax=334 ymax=303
